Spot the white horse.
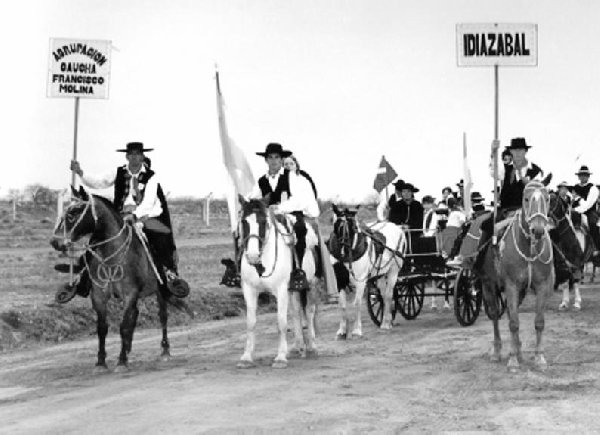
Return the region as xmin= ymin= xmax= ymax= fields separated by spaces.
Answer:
xmin=237 ymin=196 xmax=318 ymax=368
xmin=329 ymin=205 xmax=406 ymax=339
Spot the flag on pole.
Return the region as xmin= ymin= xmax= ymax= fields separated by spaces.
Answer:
xmin=216 ymin=70 xmax=255 ymax=232
xmin=373 ymin=156 xmax=398 ymax=193
xmin=463 ymin=132 xmax=473 ymax=217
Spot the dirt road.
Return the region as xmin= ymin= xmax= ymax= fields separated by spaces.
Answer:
xmin=2 ymin=286 xmax=600 ymax=434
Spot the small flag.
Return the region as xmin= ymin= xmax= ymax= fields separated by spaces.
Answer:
xmin=373 ymin=156 xmax=398 ymax=193
xmin=216 ymin=70 xmax=255 ymax=232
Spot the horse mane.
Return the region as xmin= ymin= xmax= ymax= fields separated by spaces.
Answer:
xmin=93 ymin=194 xmax=124 ymax=224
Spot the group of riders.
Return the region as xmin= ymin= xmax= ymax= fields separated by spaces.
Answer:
xmin=55 ymin=136 xmax=600 ymax=303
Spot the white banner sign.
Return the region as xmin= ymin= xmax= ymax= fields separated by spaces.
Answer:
xmin=456 ymin=23 xmax=537 ymax=67
xmin=47 ymin=38 xmax=111 ymax=99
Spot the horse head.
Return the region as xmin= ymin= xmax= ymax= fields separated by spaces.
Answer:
xmin=331 ymin=203 xmax=359 ymax=260
xmin=50 ymin=186 xmax=98 ymax=252
xmin=522 ymin=181 xmax=550 ymax=240
xmin=238 ymin=195 xmax=270 ymax=269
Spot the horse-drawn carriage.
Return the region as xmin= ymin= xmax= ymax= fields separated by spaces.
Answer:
xmin=364 ymin=227 xmax=490 ymax=328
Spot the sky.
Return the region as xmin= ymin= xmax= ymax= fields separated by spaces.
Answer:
xmin=1 ymin=0 xmax=599 ymax=202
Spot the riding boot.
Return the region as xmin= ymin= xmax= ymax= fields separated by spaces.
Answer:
xmin=289 ymin=215 xmax=309 ymax=292
xmin=55 ymin=269 xmax=90 ymax=304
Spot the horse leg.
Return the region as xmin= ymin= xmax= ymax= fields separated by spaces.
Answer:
xmin=482 ymin=283 xmax=501 ymax=362
xmin=558 ymin=279 xmax=570 ymax=311
xmin=92 ymin=292 xmax=109 ymax=371
xmin=157 ymin=289 xmax=170 ymax=359
xmin=288 ymin=291 xmax=305 ymax=358
xmin=573 ymin=280 xmax=582 ymax=311
xmin=116 ymin=297 xmax=138 ymax=371
xmin=305 ymin=289 xmax=318 ymax=358
xmin=534 ymin=285 xmax=549 ymax=371
xmin=381 ymin=274 xmax=395 ymax=330
xmin=351 ymin=281 xmax=366 ymax=338
xmin=238 ymin=283 xmax=257 ymax=368
xmin=505 ymin=282 xmax=521 ymax=372
xmin=272 ymin=283 xmax=289 ymax=369
xmin=336 ymin=289 xmax=348 ymax=340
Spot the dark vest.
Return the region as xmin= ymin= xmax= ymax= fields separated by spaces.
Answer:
xmin=258 ymin=170 xmax=291 ymax=206
xmin=388 ymin=196 xmax=424 ymax=229
xmin=572 ymin=183 xmax=593 ymax=201
xmin=500 ymin=163 xmax=543 ymax=210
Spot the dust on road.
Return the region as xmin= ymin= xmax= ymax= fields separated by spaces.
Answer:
xmin=1 ymin=287 xmax=600 ymax=434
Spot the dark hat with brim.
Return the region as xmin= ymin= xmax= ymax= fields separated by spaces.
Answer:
xmin=117 ymin=142 xmax=153 ymax=153
xmin=507 ymin=137 xmax=531 ymax=150
xmin=575 ymin=165 xmax=592 ymax=176
xmin=401 ymin=182 xmax=420 ymax=193
xmin=393 ymin=179 xmax=406 ymax=189
xmin=501 ymin=147 xmax=513 ymax=158
xmin=557 ymin=181 xmax=571 ymax=189
xmin=256 ymin=143 xmax=292 ymax=158
xmin=470 ymin=191 xmax=485 ymax=202
xmin=422 ymin=195 xmax=435 ymax=204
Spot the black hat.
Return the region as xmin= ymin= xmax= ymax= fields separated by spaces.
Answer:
xmin=507 ymin=137 xmax=531 ymax=150
xmin=470 ymin=191 xmax=484 ymax=202
xmin=422 ymin=195 xmax=435 ymax=204
xmin=442 ymin=186 xmax=453 ymax=194
xmin=401 ymin=182 xmax=420 ymax=193
xmin=575 ymin=165 xmax=592 ymax=176
xmin=256 ymin=143 xmax=292 ymax=158
xmin=117 ymin=142 xmax=153 ymax=153
xmin=393 ymin=179 xmax=406 ymax=189
xmin=456 ymin=179 xmax=464 ymax=187
xmin=501 ymin=147 xmax=512 ymax=158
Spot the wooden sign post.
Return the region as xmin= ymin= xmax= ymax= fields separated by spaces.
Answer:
xmin=456 ymin=23 xmax=538 ymax=241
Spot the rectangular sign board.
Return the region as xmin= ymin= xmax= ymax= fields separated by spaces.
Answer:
xmin=47 ymin=38 xmax=111 ymax=99
xmin=456 ymin=23 xmax=537 ymax=67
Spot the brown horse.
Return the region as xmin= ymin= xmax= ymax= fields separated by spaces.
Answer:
xmin=478 ymin=181 xmax=554 ymax=372
xmin=50 ymin=187 xmax=181 ymax=371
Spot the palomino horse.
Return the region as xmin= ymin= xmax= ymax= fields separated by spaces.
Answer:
xmin=548 ymin=193 xmax=585 ymax=311
xmin=50 ymin=187 xmax=176 ymax=371
xmin=237 ymin=196 xmax=319 ymax=369
xmin=329 ymin=205 xmax=406 ymax=339
xmin=479 ymin=181 xmax=554 ymax=372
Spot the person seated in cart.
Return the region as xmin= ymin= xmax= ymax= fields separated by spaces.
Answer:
xmin=377 ymin=180 xmax=423 ymax=251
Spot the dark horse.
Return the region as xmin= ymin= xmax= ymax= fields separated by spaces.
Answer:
xmin=478 ymin=181 xmax=554 ymax=372
xmin=51 ymin=187 xmax=179 ymax=371
xmin=548 ymin=192 xmax=585 ymax=310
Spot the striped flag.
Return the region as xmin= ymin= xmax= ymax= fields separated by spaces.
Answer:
xmin=463 ymin=132 xmax=473 ymax=217
xmin=216 ymin=70 xmax=255 ymax=232
xmin=373 ymin=156 xmax=398 ymax=193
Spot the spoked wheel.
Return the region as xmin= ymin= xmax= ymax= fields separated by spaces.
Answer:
xmin=484 ymin=290 xmax=507 ymax=320
xmin=395 ymin=280 xmax=425 ymax=320
xmin=453 ymin=268 xmax=482 ymax=326
xmin=366 ymin=279 xmax=395 ymax=327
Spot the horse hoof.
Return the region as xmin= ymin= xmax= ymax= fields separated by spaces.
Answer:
xmin=380 ymin=324 xmax=392 ymax=331
xmin=160 ymin=353 xmax=172 ymax=362
xmin=558 ymin=302 xmax=569 ymax=311
xmin=336 ymin=333 xmax=347 ymax=341
xmin=236 ymin=360 xmax=255 ymax=369
xmin=351 ymin=331 xmax=363 ymax=339
xmin=507 ymin=365 xmax=519 ymax=373
xmin=114 ymin=364 xmax=129 ymax=373
xmin=272 ymin=360 xmax=288 ymax=369
xmin=305 ymin=349 xmax=318 ymax=359
xmin=573 ymin=302 xmax=581 ymax=311
xmin=93 ymin=364 xmax=109 ymax=374
xmin=288 ymin=348 xmax=304 ymax=359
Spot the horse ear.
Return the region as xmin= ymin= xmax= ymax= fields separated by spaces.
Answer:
xmin=70 ymin=185 xmax=79 ymax=199
xmin=78 ymin=186 xmax=89 ymax=201
xmin=238 ymin=194 xmax=247 ymax=207
xmin=541 ymin=173 xmax=553 ymax=187
xmin=332 ymin=203 xmax=340 ymax=216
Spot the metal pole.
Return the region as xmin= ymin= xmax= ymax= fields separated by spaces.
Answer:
xmin=492 ymin=65 xmax=499 ymax=244
xmin=69 ymin=96 xmax=80 ymax=286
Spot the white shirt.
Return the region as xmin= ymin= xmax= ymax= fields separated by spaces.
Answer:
xmin=80 ymin=164 xmax=163 ymax=219
xmin=574 ymin=183 xmax=600 ymax=214
xmin=447 ymin=209 xmax=466 ymax=228
xmin=422 ymin=208 xmax=439 ymax=237
xmin=278 ymin=171 xmax=320 ymax=218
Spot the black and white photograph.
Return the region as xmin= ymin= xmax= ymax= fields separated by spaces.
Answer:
xmin=1 ymin=0 xmax=600 ymax=433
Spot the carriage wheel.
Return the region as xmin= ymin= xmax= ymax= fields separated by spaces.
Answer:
xmin=484 ymin=290 xmax=507 ymax=320
xmin=366 ymin=280 xmax=395 ymax=327
xmin=395 ymin=280 xmax=425 ymax=320
xmin=453 ymin=268 xmax=482 ymax=327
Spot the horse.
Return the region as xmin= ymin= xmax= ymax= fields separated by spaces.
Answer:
xmin=328 ymin=204 xmax=406 ymax=339
xmin=50 ymin=187 xmax=177 ymax=371
xmin=478 ymin=181 xmax=554 ymax=372
xmin=237 ymin=195 xmax=320 ymax=369
xmin=548 ymin=193 xmax=586 ymax=311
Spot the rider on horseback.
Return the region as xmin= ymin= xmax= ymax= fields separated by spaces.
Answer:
xmin=58 ymin=141 xmax=188 ymax=300
xmin=250 ymin=142 xmax=320 ymax=291
xmin=571 ymin=165 xmax=600 ymax=260
xmin=448 ymin=137 xmax=544 ymax=268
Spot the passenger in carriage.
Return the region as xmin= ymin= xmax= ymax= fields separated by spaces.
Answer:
xmin=422 ymin=195 xmax=439 ymax=237
xmin=571 ymin=166 xmax=600 ymax=260
xmin=447 ymin=137 xmax=545 ymax=269
xmin=471 ymin=191 xmax=488 ymax=218
xmin=249 ymin=142 xmax=320 ymax=290
xmin=377 ymin=181 xmax=423 ymax=250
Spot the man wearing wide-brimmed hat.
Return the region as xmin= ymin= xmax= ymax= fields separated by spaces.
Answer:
xmin=572 ymin=165 xmax=600 ymax=258
xmin=249 ymin=142 xmax=320 ymax=291
xmin=59 ymin=142 xmax=189 ymax=301
xmin=377 ymin=180 xmax=424 ymax=230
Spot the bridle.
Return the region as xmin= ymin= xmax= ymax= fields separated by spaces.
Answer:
xmin=56 ymin=196 xmax=98 ymax=245
xmin=239 ymin=206 xmax=285 ymax=278
xmin=522 ymin=182 xmax=549 ymax=227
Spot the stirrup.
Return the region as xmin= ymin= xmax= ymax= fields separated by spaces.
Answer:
xmin=55 ymin=283 xmax=78 ymax=304
xmin=289 ymin=269 xmax=309 ymax=292
xmin=54 ymin=263 xmax=83 ymax=274
xmin=165 ymin=269 xmax=190 ymax=298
